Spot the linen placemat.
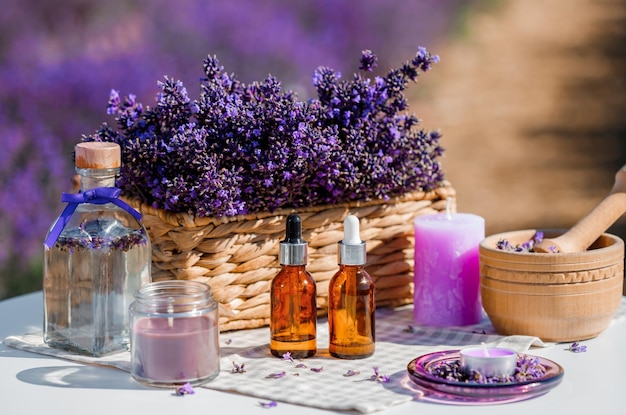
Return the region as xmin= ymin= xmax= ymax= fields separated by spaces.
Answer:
xmin=8 ymin=299 xmax=610 ymax=413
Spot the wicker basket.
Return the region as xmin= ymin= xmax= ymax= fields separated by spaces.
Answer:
xmin=125 ymin=183 xmax=456 ymax=332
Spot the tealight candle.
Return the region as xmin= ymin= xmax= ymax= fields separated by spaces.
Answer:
xmin=413 ymin=200 xmax=484 ymax=326
xmin=459 ymin=347 xmax=518 ymax=378
xmin=129 ymin=281 xmax=220 ymax=388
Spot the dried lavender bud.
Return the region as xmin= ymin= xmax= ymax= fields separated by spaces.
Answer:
xmin=426 ymin=354 xmax=547 ymax=384
xmin=496 ymin=231 xmax=545 ymax=253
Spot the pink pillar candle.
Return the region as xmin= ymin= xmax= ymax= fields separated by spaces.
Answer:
xmin=459 ymin=347 xmax=518 ymax=377
xmin=413 ymin=212 xmax=484 ymax=326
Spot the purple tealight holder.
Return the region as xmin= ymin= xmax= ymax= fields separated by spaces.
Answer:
xmin=459 ymin=347 xmax=517 ymax=378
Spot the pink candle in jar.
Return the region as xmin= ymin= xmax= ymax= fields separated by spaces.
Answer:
xmin=132 ymin=315 xmax=219 ymax=384
xmin=413 ymin=208 xmax=484 ymax=326
xmin=130 ymin=280 xmax=220 ymax=387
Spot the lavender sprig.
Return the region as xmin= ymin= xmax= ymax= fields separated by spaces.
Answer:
xmin=259 ymin=401 xmax=278 ymax=408
xmin=568 ymin=342 xmax=587 ymax=353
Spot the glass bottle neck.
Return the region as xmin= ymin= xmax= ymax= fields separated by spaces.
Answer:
xmin=76 ymin=167 xmax=119 ymax=191
xmin=339 ymin=264 xmax=365 ymax=271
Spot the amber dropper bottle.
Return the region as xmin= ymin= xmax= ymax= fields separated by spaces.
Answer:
xmin=270 ymin=214 xmax=317 ymax=358
xmin=328 ymin=214 xmax=375 ymax=359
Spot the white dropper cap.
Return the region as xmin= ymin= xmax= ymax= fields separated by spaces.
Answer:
xmin=339 ymin=215 xmax=366 ymax=265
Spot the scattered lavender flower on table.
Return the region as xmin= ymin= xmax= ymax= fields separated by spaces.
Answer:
xmin=370 ymin=367 xmax=390 ymax=383
xmin=266 ymin=371 xmax=287 ymax=379
xmin=294 ymin=363 xmax=307 ymax=368
xmin=175 ymin=382 xmax=195 ymax=396
xmin=231 ymin=361 xmax=246 ymax=374
xmin=281 ymin=352 xmax=294 ymax=362
xmin=343 ymin=369 xmax=360 ymax=377
xmin=568 ymin=342 xmax=587 ymax=353
xmin=310 ymin=366 xmax=323 ymax=373
xmin=259 ymin=400 xmax=278 ymax=408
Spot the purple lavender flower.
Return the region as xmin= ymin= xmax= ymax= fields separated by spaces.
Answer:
xmin=426 ymin=354 xmax=547 ymax=384
xmin=87 ymin=48 xmax=443 ymax=219
xmin=496 ymin=231 xmax=545 ymax=253
xmin=568 ymin=342 xmax=587 ymax=353
xmin=370 ymin=367 xmax=390 ymax=383
xmin=514 ymin=355 xmax=547 ymax=381
xmin=231 ymin=361 xmax=246 ymax=374
xmin=175 ymin=382 xmax=195 ymax=396
xmin=359 ymin=49 xmax=377 ymax=72
xmin=266 ymin=371 xmax=287 ymax=379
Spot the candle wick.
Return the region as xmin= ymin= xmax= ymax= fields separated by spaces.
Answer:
xmin=481 ymin=342 xmax=489 ymax=357
xmin=445 ymin=197 xmax=453 ymax=220
xmin=167 ymin=298 xmax=175 ymax=328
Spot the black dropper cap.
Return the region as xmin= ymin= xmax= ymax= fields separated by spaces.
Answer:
xmin=279 ymin=214 xmax=308 ymax=265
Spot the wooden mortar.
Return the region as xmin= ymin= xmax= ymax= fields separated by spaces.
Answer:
xmin=479 ymin=229 xmax=624 ymax=342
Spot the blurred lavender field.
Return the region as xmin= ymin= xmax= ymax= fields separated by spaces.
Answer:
xmin=0 ymin=0 xmax=470 ymax=299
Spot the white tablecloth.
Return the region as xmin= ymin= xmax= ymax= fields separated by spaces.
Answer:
xmin=4 ymin=305 xmax=551 ymax=412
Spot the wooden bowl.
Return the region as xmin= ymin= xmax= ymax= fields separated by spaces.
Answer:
xmin=479 ymin=230 xmax=624 ymax=342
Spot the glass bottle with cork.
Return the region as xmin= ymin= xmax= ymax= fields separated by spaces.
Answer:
xmin=328 ymin=214 xmax=375 ymax=359
xmin=43 ymin=141 xmax=151 ymax=357
xmin=270 ymin=214 xmax=317 ymax=358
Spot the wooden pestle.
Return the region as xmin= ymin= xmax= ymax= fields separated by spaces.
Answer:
xmin=533 ymin=164 xmax=626 ymax=253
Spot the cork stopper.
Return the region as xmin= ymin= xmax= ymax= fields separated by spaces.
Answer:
xmin=75 ymin=142 xmax=121 ymax=169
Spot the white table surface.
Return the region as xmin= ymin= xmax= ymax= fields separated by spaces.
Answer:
xmin=1 ymin=291 xmax=624 ymax=414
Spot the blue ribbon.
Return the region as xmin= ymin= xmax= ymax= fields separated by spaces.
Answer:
xmin=44 ymin=187 xmax=142 ymax=248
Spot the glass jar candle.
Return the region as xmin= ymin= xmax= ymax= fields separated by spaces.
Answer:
xmin=459 ymin=347 xmax=517 ymax=378
xmin=129 ymin=280 xmax=220 ymax=388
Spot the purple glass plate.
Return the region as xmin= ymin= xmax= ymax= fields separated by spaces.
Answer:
xmin=406 ymin=350 xmax=564 ymax=405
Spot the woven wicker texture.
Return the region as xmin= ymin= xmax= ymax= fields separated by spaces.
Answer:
xmin=125 ymin=183 xmax=456 ymax=331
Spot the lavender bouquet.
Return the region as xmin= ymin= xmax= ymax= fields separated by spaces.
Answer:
xmin=86 ymin=48 xmax=444 ymax=217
